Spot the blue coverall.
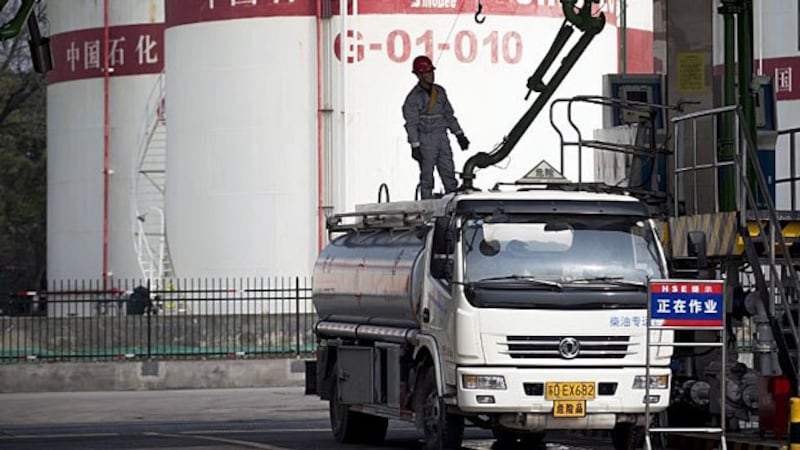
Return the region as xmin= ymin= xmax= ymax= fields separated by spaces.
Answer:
xmin=402 ymin=83 xmax=465 ymax=200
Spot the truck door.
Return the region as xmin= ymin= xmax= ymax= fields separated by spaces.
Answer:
xmin=424 ymin=216 xmax=458 ymax=371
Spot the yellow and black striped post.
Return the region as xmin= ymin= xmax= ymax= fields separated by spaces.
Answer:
xmin=791 ymin=397 xmax=800 ymax=449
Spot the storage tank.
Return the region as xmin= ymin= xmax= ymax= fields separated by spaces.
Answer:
xmin=163 ymin=0 xmax=653 ymax=280
xmin=47 ymin=1 xmax=165 ymax=281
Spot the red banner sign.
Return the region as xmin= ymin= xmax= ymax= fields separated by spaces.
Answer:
xmin=48 ymin=24 xmax=165 ymax=84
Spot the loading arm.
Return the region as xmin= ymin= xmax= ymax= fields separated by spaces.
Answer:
xmin=460 ymin=0 xmax=605 ymax=190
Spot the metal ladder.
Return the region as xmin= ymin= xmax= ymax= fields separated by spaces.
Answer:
xmin=133 ymin=71 xmax=174 ymax=286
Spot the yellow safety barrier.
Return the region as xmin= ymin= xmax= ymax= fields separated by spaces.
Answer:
xmin=791 ymin=397 xmax=800 ymax=450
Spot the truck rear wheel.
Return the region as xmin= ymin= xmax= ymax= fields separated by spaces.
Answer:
xmin=492 ymin=429 xmax=546 ymax=449
xmin=611 ymin=423 xmax=645 ymax=450
xmin=329 ymin=380 xmax=388 ymax=444
xmin=416 ymin=367 xmax=464 ymax=450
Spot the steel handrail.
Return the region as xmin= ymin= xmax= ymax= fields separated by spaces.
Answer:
xmin=671 ymin=106 xmax=800 ymax=393
xmin=672 ymin=109 xmax=731 ymax=215
xmin=549 ymin=95 xmax=671 ymax=190
xmin=733 ymin=109 xmax=800 ymax=359
xmin=776 ymin=127 xmax=800 ymax=211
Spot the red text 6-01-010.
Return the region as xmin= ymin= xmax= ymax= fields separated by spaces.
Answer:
xmin=334 ymin=29 xmax=523 ymax=64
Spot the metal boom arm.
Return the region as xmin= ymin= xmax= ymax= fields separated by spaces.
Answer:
xmin=460 ymin=0 xmax=605 ymax=190
xmin=0 ymin=0 xmax=35 ymax=40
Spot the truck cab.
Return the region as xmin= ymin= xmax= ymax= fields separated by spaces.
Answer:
xmin=309 ymin=185 xmax=674 ymax=450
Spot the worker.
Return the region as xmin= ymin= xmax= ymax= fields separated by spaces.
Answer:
xmin=402 ymin=55 xmax=470 ymax=200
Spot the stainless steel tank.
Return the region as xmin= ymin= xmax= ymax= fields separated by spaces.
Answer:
xmin=313 ymin=229 xmax=426 ymax=329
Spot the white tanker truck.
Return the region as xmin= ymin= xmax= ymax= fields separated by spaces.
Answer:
xmin=306 ymin=3 xmax=681 ymax=449
xmin=307 ymin=187 xmax=675 ymax=450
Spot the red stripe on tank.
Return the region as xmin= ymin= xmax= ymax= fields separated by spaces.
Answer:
xmin=165 ymin=0 xmax=619 ymax=27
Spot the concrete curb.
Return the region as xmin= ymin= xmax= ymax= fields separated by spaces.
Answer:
xmin=0 ymin=359 xmax=308 ymax=393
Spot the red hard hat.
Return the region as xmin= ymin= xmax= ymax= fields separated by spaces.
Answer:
xmin=412 ymin=55 xmax=435 ymax=74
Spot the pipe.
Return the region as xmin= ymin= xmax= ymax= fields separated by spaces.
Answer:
xmin=316 ymin=0 xmax=324 ymax=254
xmin=737 ymin=0 xmax=758 ymax=194
xmin=744 ymin=290 xmax=781 ymax=375
xmin=620 ymin=0 xmax=626 ymax=74
xmin=339 ymin=0 xmax=347 ymax=210
xmin=103 ymin=0 xmax=110 ymax=288
xmin=718 ymin=0 xmax=738 ymax=212
xmin=315 ymin=321 xmax=419 ymax=345
xmin=756 ymin=0 xmax=762 ymax=75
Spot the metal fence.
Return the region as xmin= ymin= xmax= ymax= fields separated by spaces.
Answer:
xmin=0 ymin=277 xmax=317 ymax=362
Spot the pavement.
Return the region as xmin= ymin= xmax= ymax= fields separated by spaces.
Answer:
xmin=0 ymin=359 xmax=793 ymax=449
xmin=0 ymin=386 xmax=325 ymax=426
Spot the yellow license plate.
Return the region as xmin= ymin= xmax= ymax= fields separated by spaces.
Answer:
xmin=545 ymin=382 xmax=596 ymax=400
xmin=553 ymin=400 xmax=587 ymax=417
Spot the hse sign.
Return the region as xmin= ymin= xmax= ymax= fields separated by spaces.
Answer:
xmin=649 ymin=280 xmax=724 ymax=327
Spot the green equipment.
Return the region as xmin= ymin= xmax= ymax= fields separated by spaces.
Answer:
xmin=0 ymin=0 xmax=51 ymax=73
xmin=460 ymin=0 xmax=605 ymax=190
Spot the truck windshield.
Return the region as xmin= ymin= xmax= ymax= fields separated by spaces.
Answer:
xmin=462 ymin=215 xmax=665 ymax=287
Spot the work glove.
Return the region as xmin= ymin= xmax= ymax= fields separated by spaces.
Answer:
xmin=456 ymin=133 xmax=470 ymax=151
xmin=411 ymin=144 xmax=422 ymax=162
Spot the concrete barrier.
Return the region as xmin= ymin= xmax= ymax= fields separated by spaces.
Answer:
xmin=0 ymin=358 xmax=308 ymax=393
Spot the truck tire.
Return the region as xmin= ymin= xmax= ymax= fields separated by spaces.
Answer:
xmin=611 ymin=423 xmax=645 ymax=450
xmin=416 ymin=367 xmax=464 ymax=450
xmin=492 ymin=429 xmax=546 ymax=449
xmin=329 ymin=380 xmax=388 ymax=444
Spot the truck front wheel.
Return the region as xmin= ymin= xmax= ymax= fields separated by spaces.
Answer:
xmin=416 ymin=367 xmax=464 ymax=450
xmin=611 ymin=423 xmax=645 ymax=450
xmin=329 ymin=380 xmax=388 ymax=444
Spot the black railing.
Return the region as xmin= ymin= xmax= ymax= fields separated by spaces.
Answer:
xmin=0 ymin=277 xmax=316 ymax=362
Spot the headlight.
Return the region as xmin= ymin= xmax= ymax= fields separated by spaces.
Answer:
xmin=632 ymin=375 xmax=669 ymax=389
xmin=462 ymin=374 xmax=507 ymax=390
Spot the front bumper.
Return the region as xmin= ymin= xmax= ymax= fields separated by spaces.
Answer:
xmin=456 ymin=366 xmax=670 ymax=430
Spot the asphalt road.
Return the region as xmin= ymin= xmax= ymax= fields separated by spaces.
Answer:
xmin=0 ymin=387 xmax=623 ymax=449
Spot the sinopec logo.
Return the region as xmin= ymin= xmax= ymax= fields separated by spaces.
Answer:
xmin=410 ymin=0 xmax=457 ymax=8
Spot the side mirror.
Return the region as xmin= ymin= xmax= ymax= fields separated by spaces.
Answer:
xmin=432 ymin=217 xmax=455 ymax=254
xmin=479 ymin=239 xmax=501 ymax=256
xmin=687 ymin=231 xmax=708 ymax=270
xmin=431 ymin=258 xmax=453 ymax=279
xmin=430 ymin=216 xmax=455 ymax=280
xmin=670 ymin=231 xmax=710 ymax=279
